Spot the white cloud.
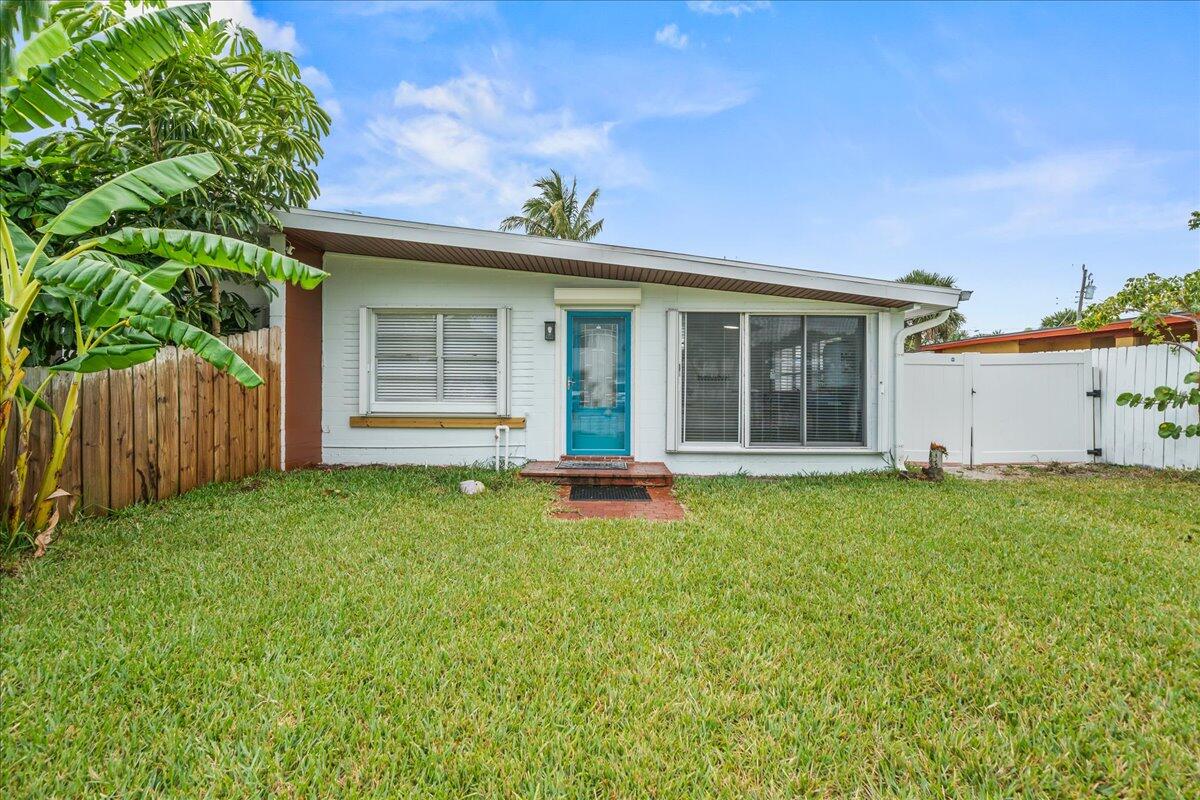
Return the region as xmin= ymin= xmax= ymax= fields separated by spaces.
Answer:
xmin=393 ymin=73 xmax=507 ymax=119
xmin=298 ymin=65 xmax=341 ymax=120
xmin=299 ymin=66 xmax=332 ymax=93
xmin=529 ymin=122 xmax=614 ymax=158
xmin=207 ymin=0 xmax=301 ymax=53
xmin=935 ymin=150 xmax=1168 ymax=197
xmin=338 ymin=1 xmax=497 ymax=42
xmin=369 ymin=114 xmax=494 ymax=176
xmin=887 ymin=148 xmax=1190 ymax=241
xmin=319 ymin=46 xmax=753 ymax=224
xmin=378 ymin=73 xmax=630 ymax=185
xmin=627 ymin=73 xmax=752 ymax=117
xmin=321 ymin=69 xmax=654 ymax=221
xmin=655 ymin=23 xmax=689 ymax=50
xmin=323 ymin=98 xmax=343 ymax=119
xmin=686 ymin=1 xmax=771 ymax=17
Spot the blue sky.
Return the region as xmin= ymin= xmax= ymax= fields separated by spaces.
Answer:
xmin=237 ymin=0 xmax=1197 ymax=332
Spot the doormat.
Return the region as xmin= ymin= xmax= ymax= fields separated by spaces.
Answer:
xmin=556 ymin=460 xmax=628 ymax=470
xmin=569 ymin=485 xmax=650 ymax=502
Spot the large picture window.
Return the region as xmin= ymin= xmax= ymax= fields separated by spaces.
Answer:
xmin=679 ymin=312 xmax=867 ymax=448
xmin=365 ymin=309 xmax=506 ymax=414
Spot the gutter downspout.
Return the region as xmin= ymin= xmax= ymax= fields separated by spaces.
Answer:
xmin=892 ymin=308 xmax=953 ymax=468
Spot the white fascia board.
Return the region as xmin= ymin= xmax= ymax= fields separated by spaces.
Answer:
xmin=280 ymin=208 xmax=965 ymax=310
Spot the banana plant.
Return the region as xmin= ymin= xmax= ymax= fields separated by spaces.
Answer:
xmin=1 ymin=2 xmax=328 ymax=546
xmin=0 ymin=151 xmax=328 ymax=541
xmin=2 ymin=2 xmax=211 ymax=151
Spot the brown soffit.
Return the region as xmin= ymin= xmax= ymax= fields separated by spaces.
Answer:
xmin=283 ymin=225 xmax=932 ymax=310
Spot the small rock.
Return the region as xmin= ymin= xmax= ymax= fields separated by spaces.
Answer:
xmin=459 ymin=480 xmax=486 ymax=495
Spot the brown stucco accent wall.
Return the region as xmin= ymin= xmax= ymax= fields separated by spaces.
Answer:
xmin=284 ymin=239 xmax=324 ymax=468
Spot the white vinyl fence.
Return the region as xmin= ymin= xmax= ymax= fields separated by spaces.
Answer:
xmin=901 ymin=344 xmax=1198 ymax=470
xmin=1093 ymin=345 xmax=1199 ymax=469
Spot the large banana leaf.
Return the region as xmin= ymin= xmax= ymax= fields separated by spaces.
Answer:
xmin=128 ymin=315 xmax=263 ymax=388
xmin=36 ymin=255 xmax=173 ymax=319
xmin=10 ymin=20 xmax=70 ymax=85
xmin=35 ymin=255 xmax=184 ymax=327
xmin=137 ymin=260 xmax=190 ymax=293
xmin=89 ymin=227 xmax=328 ymax=289
xmin=50 ymin=343 xmax=159 ymax=374
xmin=38 ymin=154 xmax=220 ymax=237
xmin=2 ymin=3 xmax=211 ymax=133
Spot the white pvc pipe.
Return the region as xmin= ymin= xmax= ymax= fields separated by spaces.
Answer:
xmin=892 ymin=309 xmax=953 ymax=467
xmin=494 ymin=424 xmax=510 ymax=470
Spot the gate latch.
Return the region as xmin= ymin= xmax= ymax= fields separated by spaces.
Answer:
xmin=1087 ymin=448 xmax=1102 ymax=457
xmin=1086 ymin=389 xmax=1101 ymax=398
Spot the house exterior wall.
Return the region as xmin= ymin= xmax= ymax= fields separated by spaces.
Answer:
xmin=319 ymin=254 xmax=905 ymax=475
xmin=957 ymin=340 xmax=1020 ymax=354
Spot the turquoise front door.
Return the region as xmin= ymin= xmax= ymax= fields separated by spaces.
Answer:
xmin=566 ymin=310 xmax=631 ymax=456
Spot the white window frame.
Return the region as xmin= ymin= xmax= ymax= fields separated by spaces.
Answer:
xmin=359 ymin=306 xmax=510 ymax=416
xmin=667 ymin=309 xmax=876 ymax=453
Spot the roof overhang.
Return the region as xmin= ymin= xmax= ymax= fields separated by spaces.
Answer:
xmin=279 ymin=208 xmax=964 ymax=311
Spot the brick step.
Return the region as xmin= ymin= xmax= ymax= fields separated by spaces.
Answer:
xmin=519 ymin=460 xmax=674 ymax=488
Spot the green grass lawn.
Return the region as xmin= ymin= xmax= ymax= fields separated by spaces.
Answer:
xmin=2 ymin=467 xmax=1198 ymax=798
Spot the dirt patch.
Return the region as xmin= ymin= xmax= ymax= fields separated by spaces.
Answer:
xmin=947 ymin=463 xmax=1194 ymax=481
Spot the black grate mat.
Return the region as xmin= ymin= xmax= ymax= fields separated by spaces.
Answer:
xmin=569 ymin=485 xmax=651 ymax=502
xmin=557 ymin=460 xmax=628 ymax=470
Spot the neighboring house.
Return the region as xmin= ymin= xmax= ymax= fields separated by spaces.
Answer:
xmin=922 ymin=316 xmax=1195 ymax=354
xmin=270 ymin=209 xmax=964 ymax=475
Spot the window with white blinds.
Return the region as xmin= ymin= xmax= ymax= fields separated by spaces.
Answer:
xmin=806 ymin=316 xmax=865 ymax=444
xmin=678 ymin=312 xmax=868 ymax=449
xmin=749 ymin=315 xmax=806 ymax=446
xmin=682 ymin=313 xmax=740 ymax=443
xmin=369 ymin=309 xmax=502 ymax=412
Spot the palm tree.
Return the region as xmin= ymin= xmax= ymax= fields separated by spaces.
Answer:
xmin=1040 ymin=308 xmax=1080 ymax=328
xmin=896 ymin=269 xmax=968 ymax=350
xmin=500 ymin=170 xmax=604 ymax=241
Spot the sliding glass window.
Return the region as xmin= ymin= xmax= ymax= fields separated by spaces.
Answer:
xmin=680 ymin=312 xmax=867 ymax=448
xmin=681 ymin=313 xmax=741 ymax=443
xmin=805 ymin=316 xmax=866 ymax=445
xmin=749 ymin=315 xmax=806 ymax=446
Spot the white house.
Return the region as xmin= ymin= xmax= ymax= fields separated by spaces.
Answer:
xmin=271 ymin=209 xmax=966 ymax=476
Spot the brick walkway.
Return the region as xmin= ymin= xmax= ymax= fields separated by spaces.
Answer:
xmin=551 ymin=485 xmax=686 ymax=521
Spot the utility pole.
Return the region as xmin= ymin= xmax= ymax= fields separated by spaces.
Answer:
xmin=1075 ymin=264 xmax=1094 ymax=322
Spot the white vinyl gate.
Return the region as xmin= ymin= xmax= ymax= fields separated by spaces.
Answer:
xmin=902 ymin=345 xmax=1198 ymax=468
xmin=901 ymin=351 xmax=1097 ymax=465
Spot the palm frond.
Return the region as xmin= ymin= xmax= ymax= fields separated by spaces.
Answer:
xmin=501 ymin=170 xmax=605 ymax=242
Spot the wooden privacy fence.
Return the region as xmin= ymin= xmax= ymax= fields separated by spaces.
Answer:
xmin=1 ymin=327 xmax=281 ymax=519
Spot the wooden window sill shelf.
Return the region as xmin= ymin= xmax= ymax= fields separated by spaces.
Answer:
xmin=349 ymin=416 xmax=525 ymax=429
